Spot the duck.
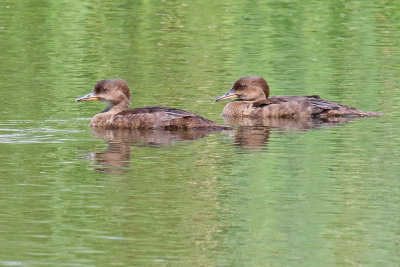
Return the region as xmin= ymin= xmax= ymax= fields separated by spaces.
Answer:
xmin=76 ymin=79 xmax=226 ymax=130
xmin=215 ymin=76 xmax=381 ymax=118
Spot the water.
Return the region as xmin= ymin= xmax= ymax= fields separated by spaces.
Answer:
xmin=0 ymin=0 xmax=399 ymax=266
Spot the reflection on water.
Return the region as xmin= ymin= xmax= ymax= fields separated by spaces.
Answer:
xmin=232 ymin=127 xmax=271 ymax=152
xmin=92 ymin=127 xmax=214 ymax=146
xmin=223 ymin=116 xmax=356 ymax=129
xmin=225 ymin=116 xmax=357 ymax=152
xmin=89 ymin=116 xmax=357 ymax=171
xmin=90 ymin=127 xmax=216 ymax=173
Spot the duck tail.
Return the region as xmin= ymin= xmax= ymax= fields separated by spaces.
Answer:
xmin=358 ymin=111 xmax=383 ymax=117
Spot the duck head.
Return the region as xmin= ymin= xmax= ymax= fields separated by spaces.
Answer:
xmin=215 ymin=76 xmax=270 ymax=102
xmin=76 ymin=79 xmax=131 ymax=106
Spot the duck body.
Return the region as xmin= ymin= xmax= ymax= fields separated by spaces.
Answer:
xmin=76 ymin=79 xmax=226 ymax=130
xmin=91 ymin=106 xmax=223 ymax=129
xmin=221 ymin=95 xmax=379 ymax=118
xmin=216 ymin=76 xmax=381 ymax=118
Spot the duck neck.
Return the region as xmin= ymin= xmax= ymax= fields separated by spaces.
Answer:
xmin=101 ymin=100 xmax=130 ymax=115
xmin=91 ymin=100 xmax=130 ymax=127
xmin=238 ymin=94 xmax=267 ymax=102
xmin=253 ymin=90 xmax=268 ymax=102
xmin=240 ymin=88 xmax=267 ymax=102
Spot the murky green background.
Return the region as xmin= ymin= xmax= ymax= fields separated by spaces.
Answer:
xmin=0 ymin=0 xmax=399 ymax=266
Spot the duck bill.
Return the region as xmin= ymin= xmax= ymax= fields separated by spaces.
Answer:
xmin=75 ymin=92 xmax=99 ymax=102
xmin=215 ymin=89 xmax=238 ymax=102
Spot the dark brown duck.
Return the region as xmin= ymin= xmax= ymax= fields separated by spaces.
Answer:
xmin=215 ymin=76 xmax=381 ymax=118
xmin=76 ymin=79 xmax=225 ymax=129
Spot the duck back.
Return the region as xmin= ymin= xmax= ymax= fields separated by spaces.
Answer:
xmin=93 ymin=106 xmax=226 ymax=130
xmin=222 ymin=96 xmax=380 ymax=118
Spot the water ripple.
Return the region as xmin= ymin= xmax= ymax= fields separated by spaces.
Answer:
xmin=0 ymin=120 xmax=84 ymax=144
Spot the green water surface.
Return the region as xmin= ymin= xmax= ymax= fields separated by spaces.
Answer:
xmin=0 ymin=1 xmax=399 ymax=266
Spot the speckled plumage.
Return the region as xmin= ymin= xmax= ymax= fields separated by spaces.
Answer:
xmin=76 ymin=79 xmax=226 ymax=130
xmin=215 ymin=76 xmax=381 ymax=118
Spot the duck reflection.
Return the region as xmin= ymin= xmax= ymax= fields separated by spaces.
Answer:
xmin=223 ymin=116 xmax=354 ymax=129
xmin=90 ymin=127 xmax=215 ymax=173
xmin=224 ymin=116 xmax=355 ymax=152
xmin=88 ymin=116 xmax=357 ymax=172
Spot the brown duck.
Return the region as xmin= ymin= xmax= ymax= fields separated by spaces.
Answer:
xmin=76 ymin=79 xmax=225 ymax=129
xmin=215 ymin=76 xmax=381 ymax=118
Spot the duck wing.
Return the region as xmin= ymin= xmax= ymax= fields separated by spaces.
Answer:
xmin=248 ymin=96 xmax=312 ymax=117
xmin=250 ymin=96 xmax=380 ymax=118
xmin=305 ymin=96 xmax=381 ymax=117
xmin=109 ymin=107 xmax=225 ymax=129
xmin=252 ymin=97 xmax=287 ymax=107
